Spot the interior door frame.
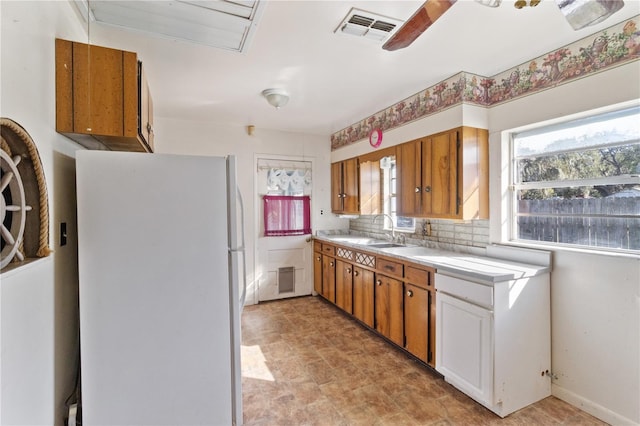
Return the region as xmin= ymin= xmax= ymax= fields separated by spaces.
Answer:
xmin=252 ymin=153 xmax=315 ymax=305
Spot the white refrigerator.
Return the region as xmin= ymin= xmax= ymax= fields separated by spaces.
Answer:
xmin=76 ymin=150 xmax=246 ymax=425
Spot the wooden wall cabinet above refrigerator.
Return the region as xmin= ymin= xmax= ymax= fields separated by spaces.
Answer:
xmin=55 ymin=38 xmax=154 ymax=153
xmin=397 ymin=127 xmax=488 ymax=220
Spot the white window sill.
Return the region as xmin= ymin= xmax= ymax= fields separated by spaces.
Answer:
xmin=499 ymin=239 xmax=640 ymax=260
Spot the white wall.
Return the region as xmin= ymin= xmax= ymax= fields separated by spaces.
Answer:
xmin=1 ymin=1 xmax=87 ymax=424
xmin=488 ymin=62 xmax=640 ymax=425
xmin=153 ymin=118 xmax=348 ymax=304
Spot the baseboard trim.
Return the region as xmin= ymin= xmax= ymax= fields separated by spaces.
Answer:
xmin=552 ymin=384 xmax=637 ymax=425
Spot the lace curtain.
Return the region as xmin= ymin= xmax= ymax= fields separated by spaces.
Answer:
xmin=263 ymin=195 xmax=311 ymax=236
xmin=267 ymin=168 xmax=311 ymax=195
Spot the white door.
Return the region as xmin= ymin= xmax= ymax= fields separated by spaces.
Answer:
xmin=436 ymin=292 xmax=494 ymax=406
xmin=255 ymin=157 xmax=313 ymax=302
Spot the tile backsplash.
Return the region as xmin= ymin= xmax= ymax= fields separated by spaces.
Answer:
xmin=349 ymin=216 xmax=489 ymax=253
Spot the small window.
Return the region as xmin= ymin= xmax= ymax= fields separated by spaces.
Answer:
xmin=510 ymin=105 xmax=640 ymax=252
xmin=382 ymin=156 xmax=415 ymax=232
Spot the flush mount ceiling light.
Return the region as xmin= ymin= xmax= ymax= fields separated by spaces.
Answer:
xmin=262 ymin=89 xmax=289 ymax=109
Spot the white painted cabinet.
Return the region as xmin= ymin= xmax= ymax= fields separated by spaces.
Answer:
xmin=436 ymin=291 xmax=494 ymax=405
xmin=435 ymin=270 xmax=551 ymax=417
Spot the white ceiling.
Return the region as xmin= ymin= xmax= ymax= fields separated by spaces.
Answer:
xmin=84 ymin=0 xmax=640 ymax=137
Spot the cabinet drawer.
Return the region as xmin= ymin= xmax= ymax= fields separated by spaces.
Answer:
xmin=313 ymin=241 xmax=323 ymax=252
xmin=377 ymin=258 xmax=403 ymax=278
xmin=322 ymin=244 xmax=336 ymax=255
xmin=435 ymin=273 xmax=493 ymax=308
xmin=406 ymin=266 xmax=432 ymax=289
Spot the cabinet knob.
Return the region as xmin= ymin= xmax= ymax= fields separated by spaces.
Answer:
xmin=316 ymin=256 xmax=321 ymax=261
xmin=415 ymin=186 xmax=421 ymax=193
xmin=330 ymin=261 xmax=334 ymax=267
xmin=346 ymin=268 xmax=352 ymax=273
xmin=424 ymin=186 xmax=431 ymax=193
xmin=354 ymin=271 xmax=359 ymax=276
xmin=376 ymin=279 xmax=382 ymax=286
xmin=406 ymin=290 xmax=414 ymax=297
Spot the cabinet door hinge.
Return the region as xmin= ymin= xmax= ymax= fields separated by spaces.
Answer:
xmin=428 ymin=351 xmax=433 ymax=363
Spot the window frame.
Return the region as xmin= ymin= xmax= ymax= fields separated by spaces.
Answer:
xmin=383 ymin=158 xmax=415 ymax=233
xmin=507 ymin=105 xmax=640 ymax=254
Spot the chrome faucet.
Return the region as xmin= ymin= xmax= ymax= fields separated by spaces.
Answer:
xmin=372 ymin=214 xmax=395 ymax=239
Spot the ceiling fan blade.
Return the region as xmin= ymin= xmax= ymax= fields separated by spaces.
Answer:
xmin=382 ymin=0 xmax=457 ymax=51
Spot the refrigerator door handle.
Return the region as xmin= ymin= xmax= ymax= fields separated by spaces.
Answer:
xmin=236 ymin=186 xmax=248 ymax=309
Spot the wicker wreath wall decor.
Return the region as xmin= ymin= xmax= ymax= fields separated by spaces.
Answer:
xmin=1 ymin=118 xmax=51 ymax=270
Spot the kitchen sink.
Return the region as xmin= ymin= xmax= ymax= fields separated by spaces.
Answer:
xmin=366 ymin=242 xmax=406 ymax=248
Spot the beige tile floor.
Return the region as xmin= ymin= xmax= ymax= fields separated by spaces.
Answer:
xmin=241 ymin=296 xmax=607 ymax=426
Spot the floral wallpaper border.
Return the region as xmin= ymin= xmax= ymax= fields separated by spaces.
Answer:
xmin=330 ymin=16 xmax=640 ymax=151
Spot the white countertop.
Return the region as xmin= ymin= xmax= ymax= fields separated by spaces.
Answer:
xmin=314 ymin=235 xmax=550 ymax=283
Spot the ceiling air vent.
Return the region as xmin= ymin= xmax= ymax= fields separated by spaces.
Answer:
xmin=335 ymin=8 xmax=402 ymax=42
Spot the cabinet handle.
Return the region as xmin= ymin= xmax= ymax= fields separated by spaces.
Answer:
xmin=346 ymin=268 xmax=352 ymax=273
xmin=330 ymin=261 xmax=334 ymax=267
xmin=354 ymin=271 xmax=359 ymax=277
xmin=406 ymin=290 xmax=414 ymax=297
xmin=415 ymin=186 xmax=421 ymax=193
xmin=376 ymin=279 xmax=382 ymax=286
xmin=424 ymin=186 xmax=431 ymax=193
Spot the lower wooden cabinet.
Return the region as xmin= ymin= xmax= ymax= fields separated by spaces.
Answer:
xmin=322 ymin=255 xmax=336 ymax=303
xmin=313 ymin=240 xmax=436 ymax=369
xmin=375 ymin=274 xmax=404 ymax=347
xmin=353 ymin=266 xmax=374 ymax=328
xmin=335 ymin=259 xmax=354 ymax=314
xmin=405 ymin=264 xmax=436 ymax=366
xmin=405 ymin=284 xmax=429 ymax=362
xmin=313 ymin=250 xmax=323 ymax=295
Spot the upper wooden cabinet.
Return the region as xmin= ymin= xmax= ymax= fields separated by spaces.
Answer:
xmin=55 ymin=38 xmax=154 ymax=153
xmin=331 ymin=159 xmax=359 ymax=214
xmin=397 ymin=127 xmax=488 ymax=220
xmin=358 ymin=158 xmax=381 ymax=215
